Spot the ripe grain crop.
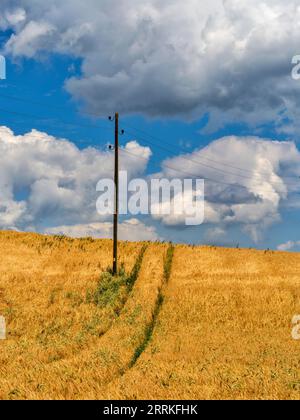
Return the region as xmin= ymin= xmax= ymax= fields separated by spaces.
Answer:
xmin=103 ymin=246 xmax=300 ymax=400
xmin=0 ymin=231 xmax=143 ymax=399
xmin=1 ymin=233 xmax=300 ymax=400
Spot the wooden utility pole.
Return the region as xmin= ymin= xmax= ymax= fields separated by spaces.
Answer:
xmin=113 ymin=112 xmax=119 ymax=275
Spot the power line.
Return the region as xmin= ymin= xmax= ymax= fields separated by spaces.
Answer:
xmin=1 ymin=91 xmax=299 ymax=182
xmin=0 ymin=108 xmax=297 ymax=194
xmin=119 ymin=147 xmax=300 ymax=196
xmin=0 ymin=93 xmax=71 ymax=111
xmin=0 ymin=92 xmax=299 ymax=191
xmin=123 ymin=127 xmax=300 ymax=189
xmin=0 ymin=107 xmax=112 ymax=132
xmin=0 ymin=92 xmax=109 ymax=121
xmin=123 ymin=122 xmax=300 ymax=182
xmin=3 ymin=90 xmax=299 ymax=183
xmin=113 ymin=114 xmax=119 ymax=275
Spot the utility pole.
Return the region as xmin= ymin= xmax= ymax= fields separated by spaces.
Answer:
xmin=113 ymin=112 xmax=119 ymax=275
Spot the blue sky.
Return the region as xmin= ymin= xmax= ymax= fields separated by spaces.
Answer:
xmin=1 ymin=1 xmax=300 ymax=250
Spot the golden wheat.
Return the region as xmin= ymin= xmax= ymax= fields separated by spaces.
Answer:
xmin=1 ymin=232 xmax=300 ymax=400
xmin=104 ymin=246 xmax=300 ymax=400
xmin=0 ymin=231 xmax=144 ymax=399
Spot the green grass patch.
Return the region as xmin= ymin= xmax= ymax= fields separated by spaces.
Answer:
xmin=164 ymin=243 xmax=175 ymax=282
xmin=87 ymin=245 xmax=147 ymax=311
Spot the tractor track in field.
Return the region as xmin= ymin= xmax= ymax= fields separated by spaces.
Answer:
xmin=20 ymin=243 xmax=169 ymax=399
xmin=41 ymin=244 xmax=148 ymax=369
xmin=128 ymin=243 xmax=175 ymax=369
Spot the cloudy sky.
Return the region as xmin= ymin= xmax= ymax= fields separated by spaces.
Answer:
xmin=1 ymin=0 xmax=300 ymax=250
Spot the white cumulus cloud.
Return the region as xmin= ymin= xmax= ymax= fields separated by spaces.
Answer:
xmin=45 ymin=218 xmax=160 ymax=242
xmin=154 ymin=135 xmax=300 ymax=242
xmin=1 ymin=0 xmax=300 ymax=132
xmin=0 ymin=126 xmax=151 ymax=232
xmin=0 ymin=125 xmax=299 ymax=243
xmin=277 ymin=240 xmax=300 ymax=252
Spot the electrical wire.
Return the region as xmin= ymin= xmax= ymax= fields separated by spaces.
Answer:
xmin=119 ymin=146 xmax=300 ymax=196
xmin=123 ymin=122 xmax=300 ymax=182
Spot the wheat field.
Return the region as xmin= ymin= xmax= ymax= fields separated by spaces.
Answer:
xmin=0 ymin=231 xmax=300 ymax=400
